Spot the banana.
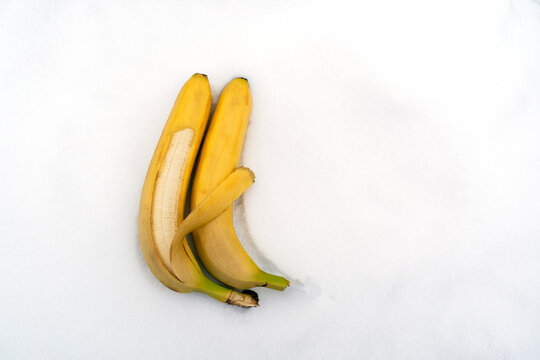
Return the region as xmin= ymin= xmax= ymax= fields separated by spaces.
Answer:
xmin=139 ymin=74 xmax=258 ymax=307
xmin=190 ymin=78 xmax=290 ymax=291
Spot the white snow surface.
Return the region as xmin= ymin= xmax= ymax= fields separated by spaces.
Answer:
xmin=1 ymin=0 xmax=540 ymax=358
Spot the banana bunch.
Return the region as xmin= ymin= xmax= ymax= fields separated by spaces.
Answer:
xmin=139 ymin=74 xmax=289 ymax=307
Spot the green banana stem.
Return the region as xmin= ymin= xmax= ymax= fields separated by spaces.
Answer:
xmin=197 ymin=279 xmax=258 ymax=307
xmin=256 ymin=272 xmax=290 ymax=291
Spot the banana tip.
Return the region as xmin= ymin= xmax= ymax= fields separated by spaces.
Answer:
xmin=227 ymin=290 xmax=259 ymax=308
xmin=242 ymin=289 xmax=259 ymax=303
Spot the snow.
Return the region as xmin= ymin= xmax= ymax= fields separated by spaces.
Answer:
xmin=1 ymin=0 xmax=540 ymax=358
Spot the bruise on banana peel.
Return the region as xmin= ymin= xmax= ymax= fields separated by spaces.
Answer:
xmin=191 ymin=78 xmax=290 ymax=291
xmin=139 ymin=74 xmax=258 ymax=307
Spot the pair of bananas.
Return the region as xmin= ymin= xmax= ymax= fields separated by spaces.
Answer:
xmin=139 ymin=74 xmax=289 ymax=307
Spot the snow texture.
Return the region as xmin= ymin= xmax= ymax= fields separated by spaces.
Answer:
xmin=1 ymin=0 xmax=540 ymax=359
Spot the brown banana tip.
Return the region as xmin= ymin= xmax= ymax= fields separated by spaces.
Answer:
xmin=242 ymin=289 xmax=259 ymax=303
xmin=226 ymin=291 xmax=259 ymax=308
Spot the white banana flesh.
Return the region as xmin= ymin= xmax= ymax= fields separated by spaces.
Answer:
xmin=152 ymin=129 xmax=194 ymax=272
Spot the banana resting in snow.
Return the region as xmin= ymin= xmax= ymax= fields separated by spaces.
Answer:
xmin=139 ymin=74 xmax=289 ymax=307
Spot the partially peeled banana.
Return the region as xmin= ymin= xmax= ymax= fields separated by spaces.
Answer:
xmin=139 ymin=74 xmax=288 ymax=307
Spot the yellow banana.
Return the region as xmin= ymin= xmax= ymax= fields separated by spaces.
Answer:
xmin=139 ymin=74 xmax=258 ymax=307
xmin=190 ymin=78 xmax=290 ymax=291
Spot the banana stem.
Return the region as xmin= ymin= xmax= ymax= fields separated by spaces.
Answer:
xmin=257 ymin=272 xmax=290 ymax=291
xmin=197 ymin=279 xmax=258 ymax=307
